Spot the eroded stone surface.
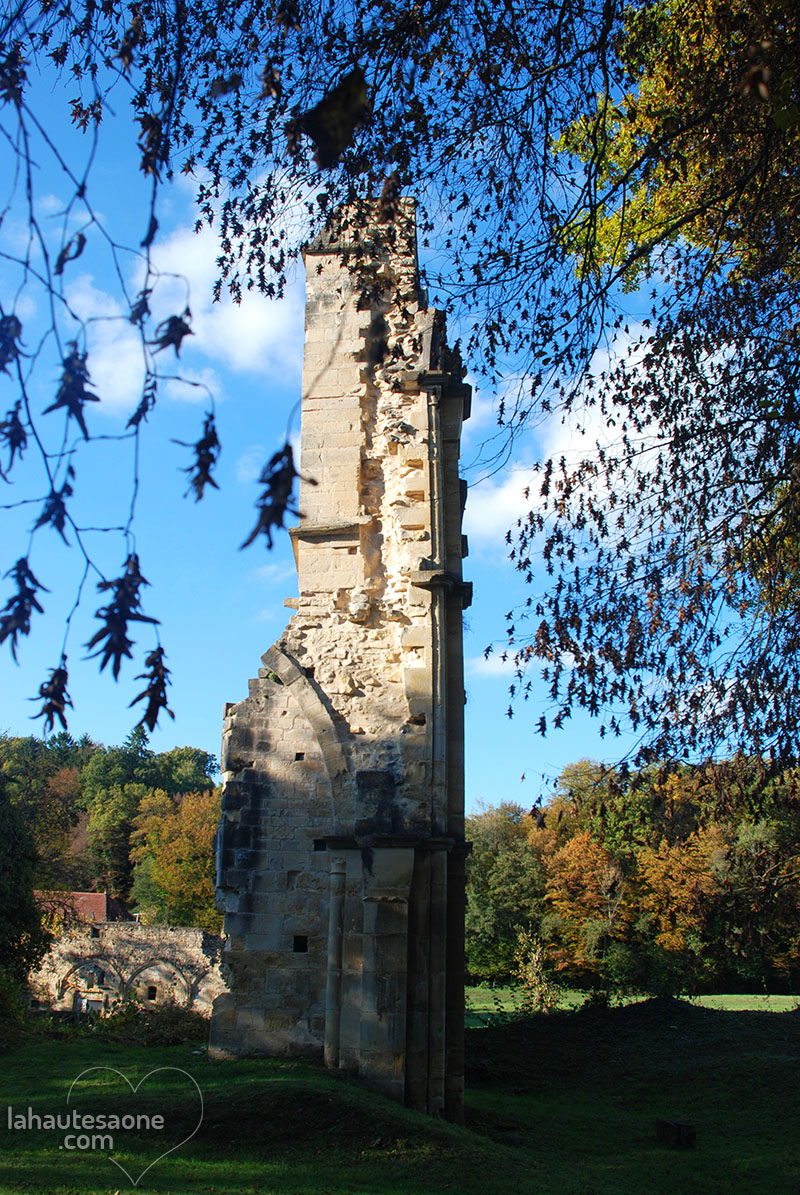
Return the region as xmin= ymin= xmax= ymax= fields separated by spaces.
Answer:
xmin=30 ymin=923 xmax=227 ymax=1015
xmin=209 ymin=203 xmax=470 ymax=1121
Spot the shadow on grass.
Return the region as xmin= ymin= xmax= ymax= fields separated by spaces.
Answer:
xmin=465 ymin=997 xmax=800 ymax=1193
xmin=0 ymin=1041 xmax=533 ymax=1195
xmin=1 ymin=1000 xmax=799 ymax=1193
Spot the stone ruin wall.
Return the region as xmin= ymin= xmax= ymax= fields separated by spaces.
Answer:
xmin=210 ymin=204 xmax=471 ymax=1121
xmin=29 ymin=923 xmax=227 ymax=1016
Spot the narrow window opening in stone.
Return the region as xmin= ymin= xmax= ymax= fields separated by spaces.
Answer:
xmin=287 ymin=870 xmax=300 ymax=889
xmin=89 ymin=926 xmax=99 ymax=938
xmin=295 ymin=752 xmax=305 ymax=761
xmin=293 ymin=935 xmax=309 ymax=953
xmin=147 ymin=985 xmax=157 ymax=1001
xmin=96 ymin=969 xmax=105 ymax=986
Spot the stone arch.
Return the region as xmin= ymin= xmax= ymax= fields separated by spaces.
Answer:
xmin=187 ymin=967 xmax=216 ymax=1011
xmin=124 ymin=957 xmax=192 ymax=1006
xmin=261 ymin=644 xmax=352 ymax=828
xmin=58 ymin=957 xmax=124 ymax=1001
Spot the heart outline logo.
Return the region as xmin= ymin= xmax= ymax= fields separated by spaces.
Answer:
xmin=67 ymin=1066 xmax=204 ymax=1187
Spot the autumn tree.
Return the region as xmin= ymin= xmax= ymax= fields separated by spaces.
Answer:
xmin=0 ymin=730 xmax=218 ymax=900
xmin=82 ymin=730 xmax=217 ymax=898
xmin=635 ymin=828 xmax=723 ymax=990
xmin=130 ymin=787 xmax=221 ymax=929
xmin=540 ymin=829 xmax=635 ymax=987
xmin=509 ymin=0 xmax=800 ymax=762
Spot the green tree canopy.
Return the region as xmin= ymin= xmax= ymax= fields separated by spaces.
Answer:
xmin=465 ymin=801 xmax=545 ymax=983
xmin=0 ymin=777 xmax=49 ymax=980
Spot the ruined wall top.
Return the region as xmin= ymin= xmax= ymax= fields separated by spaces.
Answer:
xmin=304 ymin=198 xmax=420 ymax=266
xmin=293 ymin=197 xmax=468 ymax=551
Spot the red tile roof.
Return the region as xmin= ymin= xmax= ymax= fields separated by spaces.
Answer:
xmin=34 ymin=891 xmax=132 ymax=922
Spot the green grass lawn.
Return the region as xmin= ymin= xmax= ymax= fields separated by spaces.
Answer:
xmin=465 ymin=985 xmax=800 ymax=1025
xmin=0 ymin=1034 xmax=528 ymax=1195
xmin=2 ymin=998 xmax=799 ymax=1194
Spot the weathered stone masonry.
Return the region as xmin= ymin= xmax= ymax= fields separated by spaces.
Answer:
xmin=29 ymin=923 xmax=227 ymax=1015
xmin=209 ymin=204 xmax=471 ymax=1121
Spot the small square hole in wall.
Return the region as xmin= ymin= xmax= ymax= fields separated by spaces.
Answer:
xmin=89 ymin=926 xmax=99 ymax=938
xmin=295 ymin=752 xmax=305 ymax=761
xmin=147 ymin=985 xmax=157 ymax=1001
xmin=293 ymin=935 xmax=309 ymax=953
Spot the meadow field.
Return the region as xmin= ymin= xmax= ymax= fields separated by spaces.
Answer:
xmin=1 ymin=996 xmax=798 ymax=1194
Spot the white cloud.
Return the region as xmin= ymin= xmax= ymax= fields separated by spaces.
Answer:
xmin=162 ymin=366 xmax=222 ymax=405
xmin=36 ymin=193 xmax=65 ymax=217
xmin=252 ymin=561 xmax=297 ymax=585
xmin=462 ymin=325 xmax=658 ymax=554
xmin=461 ymin=383 xmax=498 ymax=447
xmin=64 ymin=273 xmax=145 ymax=414
xmin=463 ymin=465 xmax=537 ymax=549
xmin=236 ymin=445 xmax=267 ymax=484
xmin=145 ymin=223 xmax=305 ymax=379
xmin=466 ymin=652 xmax=518 ymax=678
xmin=56 ymin=206 xmax=307 ymax=417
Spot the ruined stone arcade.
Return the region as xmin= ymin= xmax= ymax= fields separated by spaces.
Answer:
xmin=209 ymin=204 xmax=471 ymax=1121
xmin=29 ymin=922 xmax=227 ymax=1016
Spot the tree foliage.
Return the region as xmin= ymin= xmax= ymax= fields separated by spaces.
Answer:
xmin=466 ymin=757 xmax=800 ymax=993
xmin=0 ymin=775 xmax=50 ymax=980
xmin=465 ymin=801 xmax=545 ymax=983
xmin=130 ymin=786 xmax=222 ymax=929
xmin=0 ymin=728 xmax=218 ymax=901
xmin=0 ymin=0 xmax=798 ymax=754
xmin=506 ymin=0 xmax=800 ymax=762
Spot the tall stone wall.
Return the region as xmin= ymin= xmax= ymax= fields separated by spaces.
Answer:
xmin=209 ymin=203 xmax=471 ymax=1121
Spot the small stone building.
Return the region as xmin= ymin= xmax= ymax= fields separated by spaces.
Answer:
xmin=210 ymin=203 xmax=471 ymax=1121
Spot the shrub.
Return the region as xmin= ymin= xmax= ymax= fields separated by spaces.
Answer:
xmin=91 ymin=998 xmax=209 ymax=1046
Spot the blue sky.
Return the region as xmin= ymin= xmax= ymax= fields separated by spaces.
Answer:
xmin=0 ymin=64 xmax=638 ymax=812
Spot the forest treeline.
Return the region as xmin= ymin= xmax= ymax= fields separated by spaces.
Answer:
xmin=0 ymin=728 xmax=221 ymax=940
xmin=467 ymin=758 xmax=800 ymax=996
xmin=5 ymin=731 xmax=800 ymax=998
